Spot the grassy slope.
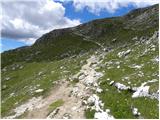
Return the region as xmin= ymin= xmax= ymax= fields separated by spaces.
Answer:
xmin=1 ymin=32 xmax=158 ymax=118
xmin=1 ymin=33 xmax=99 ymax=68
xmin=1 ymin=53 xmax=91 ymax=117
xmin=86 ymin=33 xmax=158 ymax=119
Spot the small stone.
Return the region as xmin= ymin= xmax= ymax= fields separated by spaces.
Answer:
xmin=109 ymin=81 xmax=115 ymax=85
xmin=78 ymin=74 xmax=85 ymax=80
xmin=96 ymin=88 xmax=103 ymax=93
xmin=82 ymin=100 xmax=87 ymax=105
xmin=5 ymin=77 xmax=10 ymax=81
xmin=93 ymin=83 xmax=98 ymax=87
xmin=35 ymin=89 xmax=44 ymax=93
xmin=63 ymin=113 xmax=71 ymax=119
xmin=2 ymin=85 xmax=7 ymax=90
xmin=105 ymin=89 xmax=108 ymax=91
xmin=71 ymin=106 xmax=77 ymax=111
xmin=2 ymin=68 xmax=7 ymax=72
xmin=19 ymin=66 xmax=24 ymax=69
xmin=132 ymin=107 xmax=141 ymax=116
xmin=12 ymin=67 xmax=16 ymax=70
xmin=38 ymin=72 xmax=43 ymax=76
xmin=117 ymin=65 xmax=120 ymax=68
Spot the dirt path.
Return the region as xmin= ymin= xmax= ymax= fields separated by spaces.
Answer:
xmin=26 ymin=80 xmax=71 ymax=118
xmin=25 ymin=55 xmax=99 ymax=119
xmin=5 ymin=52 xmax=112 ymax=119
xmin=25 ymin=53 xmax=105 ymax=119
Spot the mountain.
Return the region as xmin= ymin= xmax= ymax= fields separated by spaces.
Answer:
xmin=1 ymin=4 xmax=159 ymax=119
xmin=2 ymin=4 xmax=158 ymax=68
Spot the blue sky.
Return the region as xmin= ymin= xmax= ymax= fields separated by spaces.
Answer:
xmin=1 ymin=0 xmax=158 ymax=52
xmin=63 ymin=2 xmax=135 ymax=23
xmin=1 ymin=38 xmax=26 ymax=52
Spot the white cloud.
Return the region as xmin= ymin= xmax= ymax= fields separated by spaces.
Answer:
xmin=1 ymin=0 xmax=81 ymax=45
xmin=72 ymin=0 xmax=159 ymax=15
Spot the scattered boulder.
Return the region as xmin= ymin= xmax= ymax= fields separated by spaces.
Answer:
xmin=82 ymin=100 xmax=87 ymax=105
xmin=5 ymin=77 xmax=10 ymax=81
xmin=117 ymin=49 xmax=131 ymax=57
xmin=109 ymin=81 xmax=134 ymax=92
xmin=96 ymin=88 xmax=103 ymax=93
xmin=78 ymin=73 xmax=85 ymax=80
xmin=12 ymin=67 xmax=16 ymax=70
xmin=19 ymin=66 xmax=24 ymax=69
xmin=71 ymin=106 xmax=77 ymax=111
xmin=117 ymin=65 xmax=120 ymax=69
xmin=132 ymin=36 xmax=138 ymax=41
xmin=112 ymin=38 xmax=117 ymax=43
xmin=87 ymin=95 xmax=97 ymax=106
xmin=93 ymin=83 xmax=98 ymax=87
xmin=107 ymin=78 xmax=110 ymax=81
xmin=131 ymin=79 xmax=158 ymax=98
xmin=60 ymin=66 xmax=64 ymax=69
xmin=114 ymin=83 xmax=130 ymax=91
xmin=10 ymin=93 xmax=15 ymax=97
xmin=35 ymin=89 xmax=44 ymax=93
xmin=124 ymin=50 xmax=131 ymax=56
xmin=2 ymin=85 xmax=7 ymax=90
xmin=38 ymin=71 xmax=43 ymax=76
xmin=94 ymin=109 xmax=114 ymax=119
xmin=10 ymin=64 xmax=24 ymax=70
xmin=131 ymin=107 xmax=141 ymax=116
xmin=2 ymin=67 xmax=7 ymax=72
xmin=109 ymin=81 xmax=115 ymax=86
xmin=87 ymin=94 xmax=103 ymax=112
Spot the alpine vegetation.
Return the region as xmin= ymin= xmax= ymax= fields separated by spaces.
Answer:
xmin=1 ymin=4 xmax=159 ymax=119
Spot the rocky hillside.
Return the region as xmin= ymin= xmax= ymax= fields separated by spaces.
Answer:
xmin=1 ymin=4 xmax=159 ymax=119
xmin=2 ymin=4 xmax=158 ymax=67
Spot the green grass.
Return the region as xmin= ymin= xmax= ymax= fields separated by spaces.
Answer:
xmin=85 ymin=34 xmax=159 ymax=119
xmin=85 ymin=109 xmax=96 ymax=119
xmin=48 ymin=99 xmax=64 ymax=112
xmin=1 ymin=33 xmax=99 ymax=68
xmin=1 ymin=53 xmax=90 ymax=117
xmin=2 ymin=35 xmax=158 ymax=118
xmin=98 ymin=82 xmax=158 ymax=119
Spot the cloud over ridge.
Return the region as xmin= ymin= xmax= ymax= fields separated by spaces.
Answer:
xmin=1 ymin=0 xmax=81 ymax=44
xmin=72 ymin=0 xmax=159 ymax=14
xmin=1 ymin=0 xmax=158 ymax=44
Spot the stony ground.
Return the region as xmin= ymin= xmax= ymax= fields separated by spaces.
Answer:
xmin=2 ymin=31 xmax=159 ymax=119
xmin=3 ymin=51 xmax=114 ymax=119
